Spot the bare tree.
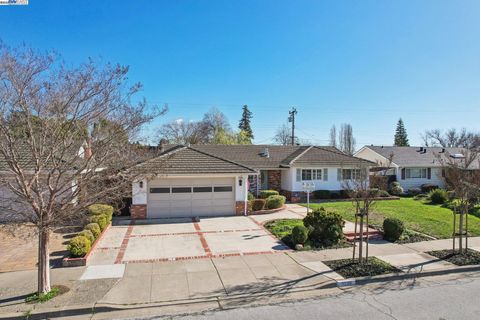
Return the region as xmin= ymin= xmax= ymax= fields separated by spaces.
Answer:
xmin=329 ymin=125 xmax=337 ymax=148
xmin=273 ymin=124 xmax=292 ymax=146
xmin=157 ymin=119 xmax=209 ymax=144
xmin=0 ymin=44 xmax=161 ymax=294
xmin=438 ymin=150 xmax=480 ymax=254
xmin=338 ymin=123 xmax=356 ymax=155
xmin=423 ymin=128 xmax=480 ymax=149
xmin=202 ymin=107 xmax=231 ymax=142
xmin=341 ymin=155 xmax=392 ymax=263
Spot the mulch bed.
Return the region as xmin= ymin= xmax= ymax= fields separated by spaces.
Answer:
xmin=427 ymin=249 xmax=480 ymax=266
xmin=324 ymin=257 xmax=400 ymax=278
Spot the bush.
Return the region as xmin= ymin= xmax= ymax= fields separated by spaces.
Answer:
xmin=266 ymin=195 xmax=286 ymax=209
xmin=78 ymin=230 xmax=95 ymax=243
xmin=421 ymin=183 xmax=438 ymax=193
xmin=88 ymin=204 xmax=114 ymax=222
xmin=303 ymin=207 xmax=344 ymax=246
xmin=251 ymin=199 xmax=266 ymax=211
xmin=85 ymin=223 xmax=101 ymax=239
xmin=247 ymin=192 xmax=255 ymax=201
xmin=407 ymin=188 xmax=422 ymax=196
xmin=68 ymin=236 xmax=91 ymax=257
xmin=313 ymin=190 xmax=331 ymax=199
xmin=446 ymin=190 xmax=456 ymax=201
xmin=378 ymin=190 xmax=390 ymax=197
xmin=383 ymin=218 xmax=405 ymax=242
xmin=389 ymin=182 xmax=404 ymax=196
xmin=89 ymin=214 xmax=108 ymax=231
xmin=291 ymin=225 xmax=308 ymax=245
xmin=429 ymin=188 xmax=448 ymax=204
xmin=259 ymin=190 xmax=279 ymax=199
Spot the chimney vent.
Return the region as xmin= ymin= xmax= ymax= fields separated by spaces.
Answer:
xmin=261 ymin=147 xmax=270 ymax=158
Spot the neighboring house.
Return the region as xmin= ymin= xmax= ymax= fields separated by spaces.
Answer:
xmin=130 ymin=144 xmax=372 ymax=219
xmin=354 ymin=145 xmax=478 ymax=190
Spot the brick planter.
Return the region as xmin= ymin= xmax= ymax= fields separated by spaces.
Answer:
xmin=62 ymin=223 xmax=111 ymax=267
xmin=248 ymin=205 xmax=286 ymax=215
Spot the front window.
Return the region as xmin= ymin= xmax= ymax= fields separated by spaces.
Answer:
xmin=297 ymin=169 xmax=323 ymax=181
xmin=406 ymin=168 xmax=427 ymax=179
xmin=341 ymin=169 xmax=362 ymax=180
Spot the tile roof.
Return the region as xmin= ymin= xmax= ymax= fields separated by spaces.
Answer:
xmin=148 ymin=144 xmax=372 ymax=171
xmin=365 ymin=146 xmax=480 ymax=168
xmin=132 ymin=145 xmax=257 ymax=175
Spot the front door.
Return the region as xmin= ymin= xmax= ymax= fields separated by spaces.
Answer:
xmin=260 ymin=170 xmax=269 ymax=190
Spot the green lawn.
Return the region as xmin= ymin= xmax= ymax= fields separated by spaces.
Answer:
xmin=302 ymin=198 xmax=480 ymax=239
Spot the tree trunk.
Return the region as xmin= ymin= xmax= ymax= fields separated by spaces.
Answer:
xmin=459 ymin=211 xmax=464 ymax=253
xmin=358 ymin=214 xmax=364 ymax=263
xmin=38 ymin=227 xmax=51 ymax=294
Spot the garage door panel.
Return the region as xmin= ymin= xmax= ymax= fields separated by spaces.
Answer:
xmin=147 ymin=178 xmax=235 ymax=218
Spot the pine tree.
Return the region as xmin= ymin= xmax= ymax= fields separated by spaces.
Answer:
xmin=394 ymin=118 xmax=410 ymax=146
xmin=238 ymin=105 xmax=253 ymax=141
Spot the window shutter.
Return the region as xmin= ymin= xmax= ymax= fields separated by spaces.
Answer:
xmin=337 ymin=168 xmax=342 ymax=181
xmin=323 ymin=168 xmax=328 ymax=181
xmin=427 ymin=168 xmax=431 ymax=180
xmin=296 ymin=169 xmax=301 ymax=182
xmin=401 ymin=168 xmax=406 ymax=180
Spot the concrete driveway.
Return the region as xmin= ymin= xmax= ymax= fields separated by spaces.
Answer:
xmin=88 ymin=215 xmax=290 ymax=265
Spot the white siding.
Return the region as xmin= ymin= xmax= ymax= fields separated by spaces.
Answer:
xmin=132 ymin=179 xmax=147 ymax=205
xmin=396 ymin=167 xmax=445 ymax=190
xmin=285 ymin=166 xmax=361 ymax=191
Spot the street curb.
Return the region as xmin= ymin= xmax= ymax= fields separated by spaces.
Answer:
xmin=2 ymin=264 xmax=480 ymax=319
xmin=335 ymin=263 xmax=480 ymax=287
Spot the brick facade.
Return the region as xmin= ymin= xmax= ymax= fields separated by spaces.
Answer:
xmin=235 ymin=201 xmax=247 ymax=215
xmin=131 ymin=204 xmax=147 ymax=219
xmin=267 ymin=170 xmax=282 ymax=191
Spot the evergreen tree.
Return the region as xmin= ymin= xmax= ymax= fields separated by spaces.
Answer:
xmin=238 ymin=105 xmax=253 ymax=141
xmin=394 ymin=118 xmax=410 ymax=146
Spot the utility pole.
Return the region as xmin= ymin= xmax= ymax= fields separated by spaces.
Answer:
xmin=288 ymin=107 xmax=298 ymax=145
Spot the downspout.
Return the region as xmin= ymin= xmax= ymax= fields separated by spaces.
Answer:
xmin=244 ymin=175 xmax=248 ymax=216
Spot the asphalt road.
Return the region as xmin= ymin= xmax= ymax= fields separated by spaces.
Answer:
xmin=155 ymin=273 xmax=480 ymax=320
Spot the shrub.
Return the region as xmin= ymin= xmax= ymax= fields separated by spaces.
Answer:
xmin=251 ymin=199 xmax=266 ymax=211
xmin=247 ymin=192 xmax=255 ymax=201
xmin=89 ymin=214 xmax=108 ymax=231
xmin=303 ymin=207 xmax=344 ymax=246
xmin=407 ymin=188 xmax=422 ymax=196
xmin=78 ymin=230 xmax=95 ymax=243
xmin=383 ymin=218 xmax=404 ymax=242
xmin=291 ymin=225 xmax=308 ymax=245
xmin=259 ymin=190 xmax=279 ymax=199
xmin=429 ymin=188 xmax=448 ymax=204
xmin=88 ymin=204 xmax=114 ymax=222
xmin=266 ymin=195 xmax=286 ymax=209
xmin=377 ymin=190 xmax=390 ymax=198
xmin=67 ymin=236 xmax=91 ymax=257
xmin=421 ymin=183 xmax=438 ymax=193
xmin=446 ymin=190 xmax=456 ymax=201
xmin=389 ymin=182 xmax=404 ymax=196
xmin=85 ymin=223 xmax=101 ymax=239
xmin=313 ymin=190 xmax=331 ymax=199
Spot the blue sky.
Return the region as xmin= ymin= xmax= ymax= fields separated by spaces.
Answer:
xmin=1 ymin=0 xmax=479 ymax=147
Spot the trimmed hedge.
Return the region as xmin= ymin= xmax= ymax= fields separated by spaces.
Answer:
xmin=85 ymin=223 xmax=101 ymax=239
xmin=313 ymin=190 xmax=331 ymax=199
xmin=259 ymin=190 xmax=279 ymax=199
xmin=383 ymin=218 xmax=404 ymax=242
xmin=78 ymin=230 xmax=95 ymax=244
xmin=266 ymin=195 xmax=286 ymax=209
xmin=88 ymin=204 xmax=114 ymax=223
xmin=89 ymin=214 xmax=107 ymax=231
xmin=247 ymin=192 xmax=255 ymax=201
xmin=251 ymin=199 xmax=266 ymax=211
xmin=291 ymin=225 xmax=308 ymax=245
xmin=68 ymin=236 xmax=91 ymax=258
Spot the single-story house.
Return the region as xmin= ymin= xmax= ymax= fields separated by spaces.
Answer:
xmin=354 ymin=145 xmax=479 ymax=190
xmin=131 ymin=144 xmax=372 ymax=219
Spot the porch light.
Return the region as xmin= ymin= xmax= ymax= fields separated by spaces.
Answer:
xmin=239 ymin=177 xmax=243 ymax=186
xmin=139 ymin=181 xmax=143 ymax=189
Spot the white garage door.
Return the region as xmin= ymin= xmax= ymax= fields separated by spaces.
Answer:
xmin=147 ymin=178 xmax=235 ymax=218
